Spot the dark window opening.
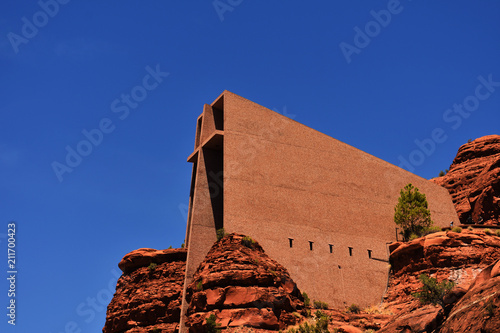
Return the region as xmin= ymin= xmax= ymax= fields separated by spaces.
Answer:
xmin=329 ymin=244 xmax=333 ymax=253
xmin=195 ymin=117 xmax=202 ymax=147
xmin=213 ymin=107 xmax=224 ymax=131
xmin=185 ymin=162 xmax=198 ymax=245
xmin=348 ymin=247 xmax=353 ymax=256
xmin=368 ymin=250 xmax=372 ymax=259
xmin=309 ymin=241 xmax=314 ymax=251
xmin=203 ymin=147 xmax=223 ymax=231
xmin=212 ymin=95 xmax=224 ymax=131
xmin=289 ymin=238 xmax=293 ymax=248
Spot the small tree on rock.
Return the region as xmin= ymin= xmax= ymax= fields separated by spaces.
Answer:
xmin=394 ymin=183 xmax=433 ymax=241
xmin=413 ymin=274 xmax=455 ymax=307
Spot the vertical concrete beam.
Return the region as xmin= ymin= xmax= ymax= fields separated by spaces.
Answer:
xmin=180 ymin=98 xmax=225 ymax=332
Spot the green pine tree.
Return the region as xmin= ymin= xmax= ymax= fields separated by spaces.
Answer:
xmin=394 ymin=183 xmax=433 ymax=241
xmin=413 ymin=274 xmax=455 ymax=306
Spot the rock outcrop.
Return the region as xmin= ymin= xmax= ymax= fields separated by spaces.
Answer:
xmin=385 ymin=229 xmax=500 ymax=313
xmin=378 ymin=304 xmax=444 ymax=333
xmin=103 ymin=248 xmax=187 ymax=333
xmin=440 ymin=258 xmax=500 ymax=333
xmin=184 ymin=233 xmax=304 ymax=332
xmin=102 ymin=230 xmax=500 ymax=332
xmin=432 ymin=135 xmax=500 ymax=225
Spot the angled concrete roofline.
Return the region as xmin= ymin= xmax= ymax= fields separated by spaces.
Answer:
xmin=203 ymin=90 xmax=438 ymax=185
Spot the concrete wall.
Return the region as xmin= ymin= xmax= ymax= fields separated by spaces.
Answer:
xmin=180 ymin=104 xmax=223 ymax=330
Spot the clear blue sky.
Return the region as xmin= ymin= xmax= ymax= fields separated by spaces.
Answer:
xmin=1 ymin=1 xmax=499 ymax=332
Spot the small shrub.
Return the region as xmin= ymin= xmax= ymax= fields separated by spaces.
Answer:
xmin=148 ymin=262 xmax=157 ymax=271
xmin=314 ymin=310 xmax=325 ymax=318
xmin=438 ymin=170 xmax=445 ymax=177
xmin=287 ymin=322 xmax=315 ymax=333
xmin=451 ymin=226 xmax=462 ymax=233
xmin=216 ymin=228 xmax=227 ymax=241
xmin=364 ymin=330 xmax=376 ymax=333
xmin=167 ymin=245 xmax=173 ymax=249
xmin=205 ymin=313 xmax=221 ymax=333
xmin=409 ymin=233 xmax=419 ymax=241
xmin=313 ymin=300 xmax=328 ymax=310
xmin=150 ymin=328 xmax=161 ymax=333
xmin=363 ymin=305 xmax=393 ymax=315
xmin=314 ymin=310 xmax=329 ymax=331
xmin=413 ymin=274 xmax=455 ymax=306
xmin=286 ymin=311 xmax=329 ymax=332
xmin=347 ymin=303 xmax=361 ymax=314
xmin=424 ymin=226 xmax=442 ymax=235
xmin=302 ymin=292 xmax=311 ymax=307
xmin=181 ymin=240 xmax=185 ymax=248
xmin=302 ymin=308 xmax=311 ymax=318
xmin=468 ymin=226 xmax=474 ymax=231
xmin=242 ymin=235 xmax=256 ymax=248
xmin=363 ymin=305 xmax=377 ymax=314
xmin=484 ymin=229 xmax=493 ymax=235
xmin=196 ymin=280 xmax=203 ymax=291
xmin=496 ymin=230 xmax=500 ymax=237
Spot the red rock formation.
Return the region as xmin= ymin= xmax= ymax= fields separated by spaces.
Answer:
xmin=103 ymin=248 xmax=187 ymax=333
xmin=440 ymin=259 xmax=500 ymax=333
xmin=378 ymin=304 xmax=444 ymax=333
xmin=384 ymin=229 xmax=500 ymax=313
xmin=327 ymin=310 xmax=392 ymax=332
xmin=183 ymin=234 xmax=304 ymax=332
xmin=102 ymin=230 xmax=500 ymax=332
xmin=432 ymin=135 xmax=500 ymax=225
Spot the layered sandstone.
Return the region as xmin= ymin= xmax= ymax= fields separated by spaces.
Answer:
xmin=432 ymin=135 xmax=500 ymax=225
xmin=384 ymin=229 xmax=500 ymax=313
xmin=103 ymin=248 xmax=187 ymax=333
xmin=183 ymin=233 xmax=304 ymax=332
xmin=378 ymin=304 xmax=444 ymax=333
xmin=440 ymin=259 xmax=500 ymax=332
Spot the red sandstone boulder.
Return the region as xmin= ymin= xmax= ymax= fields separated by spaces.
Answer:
xmin=384 ymin=229 xmax=500 ymax=314
xmin=432 ymin=135 xmax=500 ymax=226
xmin=118 ymin=247 xmax=187 ymax=274
xmin=338 ymin=324 xmax=363 ymax=333
xmin=439 ymin=259 xmax=500 ymax=333
xmin=319 ymin=309 xmax=392 ymax=331
xmin=184 ymin=233 xmax=304 ymax=332
xmin=378 ymin=305 xmax=444 ymax=333
xmin=102 ymin=248 xmax=187 ymax=333
xmin=389 ymin=230 xmax=500 ymax=277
